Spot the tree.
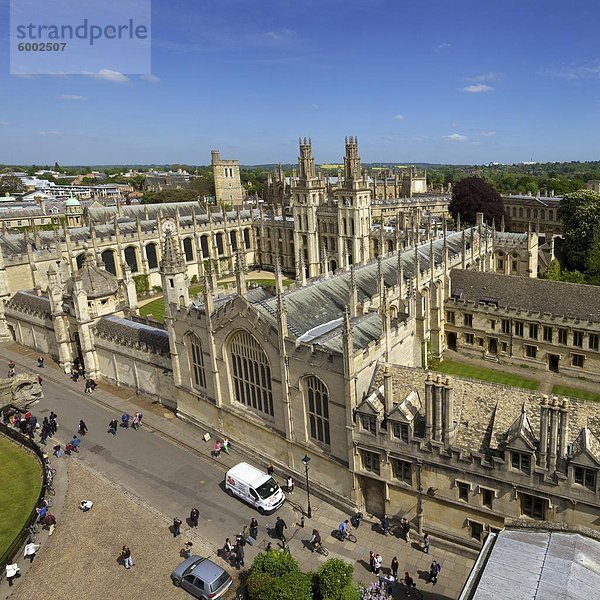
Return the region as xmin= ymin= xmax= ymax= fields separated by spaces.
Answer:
xmin=449 ymin=176 xmax=507 ymax=227
xmin=247 ymin=551 xmax=311 ymax=600
xmin=0 ymin=175 xmax=25 ymax=195
xmin=586 ymin=224 xmax=600 ymax=285
xmin=558 ymin=189 xmax=600 ymax=271
xmin=543 ymin=258 xmax=562 ymax=281
xmin=317 ymin=558 xmax=354 ymax=600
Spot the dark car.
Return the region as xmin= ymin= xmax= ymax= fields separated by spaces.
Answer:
xmin=171 ymin=555 xmax=232 ymax=599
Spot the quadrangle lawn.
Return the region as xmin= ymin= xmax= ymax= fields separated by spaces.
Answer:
xmin=433 ymin=359 xmax=540 ymax=390
xmin=0 ymin=434 xmax=43 ymax=559
xmin=552 ymin=384 xmax=600 ymax=403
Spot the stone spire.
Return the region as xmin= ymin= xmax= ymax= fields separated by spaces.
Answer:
xmin=275 ymin=255 xmax=288 ymax=336
xmin=349 ymin=264 xmax=358 ymax=317
xmin=297 ymin=251 xmax=306 ymax=287
xmin=234 ymin=248 xmax=247 ymax=297
xmin=160 ymin=230 xmax=185 ymax=273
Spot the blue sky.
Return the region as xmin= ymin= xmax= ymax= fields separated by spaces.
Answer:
xmin=1 ymin=0 xmax=600 ymax=165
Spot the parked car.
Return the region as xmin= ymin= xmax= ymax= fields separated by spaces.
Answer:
xmin=171 ymin=555 xmax=232 ymax=599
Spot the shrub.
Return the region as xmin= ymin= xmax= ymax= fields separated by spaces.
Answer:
xmin=251 ymin=550 xmax=299 ymax=577
xmin=339 ymin=583 xmax=361 ymax=600
xmin=317 ymin=558 xmax=354 ymax=600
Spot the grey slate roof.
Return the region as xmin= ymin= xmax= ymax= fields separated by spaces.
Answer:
xmin=469 ymin=529 xmax=600 ymax=600
xmin=95 ymin=316 xmax=170 ymax=353
xmin=450 ymin=269 xmax=600 ymax=322
xmin=6 ymin=291 xmax=52 ymax=317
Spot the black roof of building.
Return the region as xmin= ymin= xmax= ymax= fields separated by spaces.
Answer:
xmin=95 ymin=316 xmax=170 ymax=353
xmin=450 ymin=269 xmax=600 ymax=322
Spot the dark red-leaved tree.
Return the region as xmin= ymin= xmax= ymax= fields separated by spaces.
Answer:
xmin=449 ymin=177 xmax=508 ymax=227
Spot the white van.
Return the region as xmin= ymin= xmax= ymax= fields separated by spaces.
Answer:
xmin=225 ymin=462 xmax=285 ymax=514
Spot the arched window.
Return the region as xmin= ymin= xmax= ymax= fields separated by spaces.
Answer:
xmin=76 ymin=253 xmax=85 ymax=269
xmin=200 ymin=235 xmax=209 ymax=258
xmin=215 ymin=232 xmax=224 ymax=255
xmin=124 ymin=246 xmax=138 ymax=272
xmin=101 ymin=249 xmax=117 ymax=275
xmin=230 ymin=231 xmax=238 ymax=251
xmin=145 ymin=243 xmax=158 ymax=269
xmin=183 ymin=238 xmax=194 ymax=262
xmin=306 ymin=376 xmax=330 ymax=445
xmin=243 ymin=229 xmax=251 ymax=249
xmin=230 ymin=331 xmax=273 ymax=416
xmin=188 ymin=333 xmax=206 ymax=389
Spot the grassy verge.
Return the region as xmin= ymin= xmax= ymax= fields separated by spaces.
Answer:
xmin=433 ymin=359 xmax=540 ymax=390
xmin=551 ymin=384 xmax=600 ymax=403
xmin=0 ymin=435 xmax=42 ymax=558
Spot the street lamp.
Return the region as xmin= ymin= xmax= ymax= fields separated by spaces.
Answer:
xmin=301 ymin=454 xmax=312 ymax=519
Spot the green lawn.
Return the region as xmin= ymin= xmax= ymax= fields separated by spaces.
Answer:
xmin=552 ymin=384 xmax=600 ymax=403
xmin=139 ymin=277 xmax=292 ymax=323
xmin=433 ymin=359 xmax=540 ymax=390
xmin=0 ymin=435 xmax=42 ymax=559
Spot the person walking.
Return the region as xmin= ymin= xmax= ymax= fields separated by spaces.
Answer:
xmin=235 ymin=542 xmax=245 ymax=568
xmin=190 ymin=507 xmax=199 ymax=528
xmin=286 ymin=476 xmax=295 ymax=494
xmin=84 ymin=379 xmax=93 ymax=393
xmin=79 ymin=420 xmax=88 ymax=436
xmin=391 ymin=556 xmax=399 ymax=580
xmin=423 ymin=532 xmax=430 ymax=554
xmin=8 ymin=360 xmax=15 ymax=377
xmin=24 ymin=542 xmax=40 ymax=563
xmin=109 ymin=418 xmax=118 ymax=435
xmin=173 ymin=517 xmax=182 ymax=537
xmin=274 ymin=516 xmax=287 ymax=540
xmin=121 ymin=545 xmax=133 ymax=569
xmin=121 ymin=413 xmax=130 ymax=429
xmin=369 ymin=550 xmax=375 ymax=573
xmin=182 ymin=541 xmax=193 ymax=559
xmin=132 ymin=413 xmax=140 ymax=429
xmin=401 ymin=517 xmax=410 ymax=543
xmin=223 ymin=538 xmax=234 ymax=561
xmin=49 ymin=411 xmax=58 ymax=435
xmin=428 ymin=560 xmax=441 ymax=585
xmin=381 ymin=514 xmax=391 ymax=536
xmin=373 ymin=553 xmax=383 ymax=576
xmin=37 ymin=356 xmax=44 ymax=368
xmin=249 ymin=517 xmax=258 ymax=539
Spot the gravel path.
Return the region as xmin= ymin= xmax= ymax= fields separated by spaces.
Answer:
xmin=8 ymin=459 xmax=240 ymax=600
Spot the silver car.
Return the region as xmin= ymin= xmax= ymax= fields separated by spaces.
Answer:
xmin=171 ymin=555 xmax=233 ymax=599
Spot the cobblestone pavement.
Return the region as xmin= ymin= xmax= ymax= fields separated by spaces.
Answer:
xmin=1 ymin=343 xmax=474 ymax=599
xmin=6 ymin=460 xmax=241 ymax=600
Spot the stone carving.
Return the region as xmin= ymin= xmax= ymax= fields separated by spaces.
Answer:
xmin=0 ymin=373 xmax=43 ymax=412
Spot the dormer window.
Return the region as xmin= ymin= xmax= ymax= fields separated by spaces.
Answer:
xmin=361 ymin=415 xmax=376 ymax=434
xmin=511 ymin=451 xmax=531 ymax=474
xmin=392 ymin=422 xmax=409 ymax=442
xmin=574 ymin=466 xmax=596 ymax=491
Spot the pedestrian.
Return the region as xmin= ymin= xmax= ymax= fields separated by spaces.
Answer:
xmin=37 ymin=374 xmax=43 ymax=386
xmin=404 ymin=572 xmax=415 ymax=589
xmin=190 ymin=507 xmax=199 ymax=527
xmin=24 ymin=542 xmax=40 ymax=563
xmin=37 ymin=356 xmax=44 ymax=368
xmin=267 ymin=464 xmax=274 ymax=476
xmin=71 ymin=368 xmax=79 ymax=382
xmin=286 ymin=476 xmax=294 ymax=494
xmin=49 ymin=411 xmax=58 ymax=435
xmin=265 ymin=541 xmax=272 ymax=552
xmin=369 ymin=550 xmax=375 ymax=573
xmin=223 ymin=538 xmax=234 ymax=561
xmin=109 ymin=418 xmax=118 ymax=435
xmin=401 ymin=517 xmax=410 ymax=543
xmin=274 ymin=516 xmax=287 ymax=540
xmin=373 ymin=553 xmax=382 ymax=576
xmin=136 ymin=411 xmax=142 ymax=426
xmin=213 ymin=440 xmax=222 ymax=457
xmin=79 ymin=420 xmax=88 ymax=436
xmin=44 ymin=512 xmax=56 ymax=535
xmin=70 ymin=435 xmax=81 ymax=452
xmin=249 ymin=517 xmax=258 ymax=539
xmin=242 ymin=525 xmax=253 ymax=546
xmin=121 ymin=545 xmax=133 ymax=569
xmin=121 ymin=413 xmax=130 ymax=429
xmin=8 ymin=360 xmax=16 ymax=377
xmin=235 ymin=542 xmax=245 ymax=568
xmin=80 ymin=500 xmax=93 ymax=512
xmin=173 ymin=517 xmax=182 ymax=537
xmin=381 ymin=513 xmax=391 ymax=535
xmin=391 ymin=556 xmax=399 ymax=580
xmin=132 ymin=412 xmax=141 ymax=429
xmin=428 ymin=560 xmax=441 ymax=584
xmin=182 ymin=541 xmax=193 ymax=559
xmin=53 ymin=444 xmax=62 ymax=458
xmin=5 ymin=563 xmax=20 ymax=586
xmin=222 ymin=437 xmax=230 ymax=453
xmin=84 ymin=379 xmax=93 ymax=393
xmin=423 ymin=532 xmax=430 ymax=554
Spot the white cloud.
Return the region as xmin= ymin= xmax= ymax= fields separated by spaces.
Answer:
xmin=140 ymin=73 xmax=161 ymax=83
xmin=265 ymin=29 xmax=296 ymax=42
xmin=435 ymin=42 xmax=452 ymax=52
xmin=393 ymin=114 xmax=404 ymax=120
xmin=58 ymin=94 xmax=86 ymax=100
xmin=466 ymin=72 xmax=498 ymax=82
xmin=37 ymin=131 xmax=64 ymax=137
xmin=462 ymin=84 xmax=494 ymax=93
xmin=311 ymin=103 xmax=319 ymax=109
xmin=84 ymin=69 xmax=129 ymax=83
xmin=443 ymin=133 xmax=468 ymax=142
xmin=481 ymin=130 xmax=496 ymax=137
xmin=547 ymin=61 xmax=600 ymax=80
xmin=413 ymin=135 xmax=429 ymax=142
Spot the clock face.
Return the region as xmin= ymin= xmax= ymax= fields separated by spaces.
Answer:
xmin=162 ymin=218 xmax=176 ymax=235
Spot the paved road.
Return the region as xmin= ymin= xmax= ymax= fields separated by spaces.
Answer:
xmin=28 ymin=368 xmax=297 ymax=548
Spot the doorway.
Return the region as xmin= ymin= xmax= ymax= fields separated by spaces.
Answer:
xmin=447 ymin=332 xmax=457 ymax=351
xmin=488 ymin=338 xmax=498 ymax=354
xmin=548 ymin=354 xmax=559 ymax=373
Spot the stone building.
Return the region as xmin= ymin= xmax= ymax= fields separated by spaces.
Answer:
xmin=503 ymin=193 xmax=563 ymax=235
xmin=444 ymin=269 xmax=600 ymax=381
xmin=211 ymin=150 xmax=245 ymax=207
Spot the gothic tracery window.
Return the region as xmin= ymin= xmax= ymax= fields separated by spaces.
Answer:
xmin=188 ymin=333 xmax=206 ymax=389
xmin=306 ymin=376 xmax=330 ymax=445
xmin=230 ymin=331 xmax=274 ymax=417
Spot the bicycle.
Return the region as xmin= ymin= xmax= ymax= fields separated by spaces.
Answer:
xmin=313 ymin=541 xmax=329 ymax=556
xmin=336 ymin=529 xmax=357 ymax=543
xmin=26 ymin=523 xmax=38 ymax=543
xmin=45 ymin=481 xmax=55 ymax=496
xmin=400 ymin=582 xmax=423 ymax=600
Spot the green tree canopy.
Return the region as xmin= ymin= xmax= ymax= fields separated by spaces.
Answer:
xmin=317 ymin=558 xmax=355 ymax=600
xmin=558 ymin=189 xmax=600 ymax=271
xmin=0 ymin=175 xmax=25 ymax=195
xmin=449 ymin=176 xmax=507 ymax=226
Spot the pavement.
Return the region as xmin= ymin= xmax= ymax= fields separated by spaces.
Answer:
xmin=0 ymin=342 xmax=474 ymax=599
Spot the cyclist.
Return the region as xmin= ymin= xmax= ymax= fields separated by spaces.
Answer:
xmin=338 ymin=519 xmax=351 ymax=541
xmin=310 ymin=528 xmax=322 ymax=552
xmin=404 ymin=572 xmax=416 ymax=589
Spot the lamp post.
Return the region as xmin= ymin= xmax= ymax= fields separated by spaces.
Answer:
xmin=302 ymin=454 xmax=312 ymax=519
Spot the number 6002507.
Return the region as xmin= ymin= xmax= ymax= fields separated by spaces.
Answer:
xmin=17 ymin=42 xmax=67 ymax=51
